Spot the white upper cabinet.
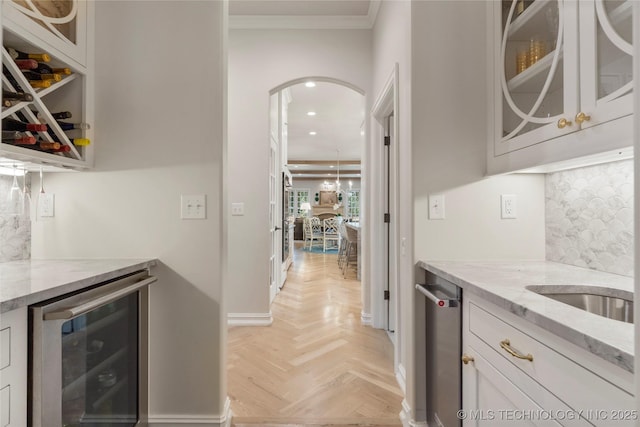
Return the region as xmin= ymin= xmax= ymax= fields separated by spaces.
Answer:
xmin=2 ymin=0 xmax=89 ymax=68
xmin=489 ymin=0 xmax=634 ymax=174
xmin=1 ymin=0 xmax=94 ymax=170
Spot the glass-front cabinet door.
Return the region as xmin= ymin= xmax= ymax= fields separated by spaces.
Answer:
xmin=496 ymin=0 xmax=579 ymax=156
xmin=2 ymin=0 xmax=88 ymax=67
xmin=495 ymin=0 xmax=634 ymax=157
xmin=578 ymin=0 xmax=633 ymax=129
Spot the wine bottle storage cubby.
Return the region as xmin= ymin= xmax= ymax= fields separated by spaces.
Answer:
xmin=1 ymin=26 xmax=91 ymax=169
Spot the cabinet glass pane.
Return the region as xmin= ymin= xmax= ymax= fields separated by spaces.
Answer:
xmin=595 ymin=0 xmax=632 ymax=101
xmin=12 ymin=0 xmax=77 ymax=44
xmin=501 ymin=0 xmax=563 ymax=140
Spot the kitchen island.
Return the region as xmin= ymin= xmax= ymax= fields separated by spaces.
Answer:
xmin=345 ymin=222 xmax=361 ymax=279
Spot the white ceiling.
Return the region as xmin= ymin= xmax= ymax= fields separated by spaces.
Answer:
xmin=286 ymin=81 xmax=364 ymax=162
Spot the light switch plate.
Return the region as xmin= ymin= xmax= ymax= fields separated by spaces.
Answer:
xmin=231 ymin=203 xmax=245 ymax=216
xmin=428 ymin=194 xmax=445 ymax=220
xmin=39 ymin=193 xmax=55 ymax=217
xmin=181 ymin=194 xmax=206 ymax=219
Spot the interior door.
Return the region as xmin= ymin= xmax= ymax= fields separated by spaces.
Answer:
xmin=383 ymin=113 xmax=396 ymax=333
xmin=269 ymin=93 xmax=280 ymax=303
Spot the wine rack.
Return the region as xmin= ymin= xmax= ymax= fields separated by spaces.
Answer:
xmin=1 ymin=0 xmax=93 ymax=171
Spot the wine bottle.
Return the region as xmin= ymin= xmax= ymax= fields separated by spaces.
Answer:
xmin=57 ymin=121 xmax=90 ymax=130
xmin=1 ymin=90 xmax=32 ymax=106
xmin=29 ymin=80 xmax=51 ymax=89
xmin=3 ymin=118 xmax=47 ymax=132
xmin=51 ymin=67 xmax=72 ymax=75
xmin=38 ymin=141 xmax=61 ymax=150
xmin=33 ymin=63 xmax=71 ymax=76
xmin=2 ymin=131 xmax=36 ymax=145
xmin=2 ymin=65 xmax=24 ymax=91
xmin=14 ymin=59 xmax=38 ymax=70
xmin=30 ymin=110 xmax=73 ymax=120
xmin=22 ymin=71 xmax=62 ymax=82
xmin=7 ymin=47 xmax=50 ymax=62
xmin=70 ymin=138 xmax=90 ymax=146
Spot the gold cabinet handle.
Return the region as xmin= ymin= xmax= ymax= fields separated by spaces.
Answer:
xmin=557 ymin=118 xmax=572 ymax=129
xmin=500 ymin=339 xmax=533 ymax=362
xmin=575 ymin=112 xmax=591 ymax=124
xmin=461 ymin=354 xmax=475 ymax=365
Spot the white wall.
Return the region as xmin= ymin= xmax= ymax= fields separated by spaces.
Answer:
xmin=31 ymin=1 xmax=229 ymax=423
xmin=228 ymin=29 xmax=371 ymax=316
xmin=371 ymin=1 xmax=546 ymax=424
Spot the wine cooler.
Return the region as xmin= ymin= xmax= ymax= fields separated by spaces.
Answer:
xmin=30 ymin=271 xmax=156 ymax=427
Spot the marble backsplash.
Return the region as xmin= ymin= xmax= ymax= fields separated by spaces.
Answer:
xmin=0 ymin=174 xmax=31 ymax=262
xmin=546 ymin=160 xmax=633 ymax=277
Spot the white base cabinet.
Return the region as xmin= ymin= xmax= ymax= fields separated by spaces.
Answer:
xmin=0 ymin=308 xmax=27 ymax=427
xmin=462 ymin=296 xmax=634 ymax=426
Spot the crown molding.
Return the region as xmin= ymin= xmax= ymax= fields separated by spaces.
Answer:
xmin=229 ymin=14 xmax=374 ymax=30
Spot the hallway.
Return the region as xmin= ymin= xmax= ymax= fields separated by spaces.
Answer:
xmin=228 ymin=243 xmax=403 ymax=426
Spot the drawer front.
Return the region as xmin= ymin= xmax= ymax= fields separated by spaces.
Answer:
xmin=469 ymin=302 xmax=634 ymax=423
xmin=0 ymin=328 xmax=9 ymax=371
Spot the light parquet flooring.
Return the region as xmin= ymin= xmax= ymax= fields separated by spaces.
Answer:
xmin=228 ymin=242 xmax=403 ymax=426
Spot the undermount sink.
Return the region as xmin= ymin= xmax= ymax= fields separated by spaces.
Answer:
xmin=525 ymin=285 xmax=634 ymax=324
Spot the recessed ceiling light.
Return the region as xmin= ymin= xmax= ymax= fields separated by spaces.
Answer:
xmin=309 ymin=131 xmax=317 ymax=136
xmin=307 ymin=111 xmax=316 ymax=116
xmin=305 ymin=82 xmax=316 ymax=88
xmin=293 ymin=165 xmax=299 ymax=168
xmin=329 ymin=165 xmax=334 ymax=168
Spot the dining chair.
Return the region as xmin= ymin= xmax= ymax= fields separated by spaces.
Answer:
xmin=323 ymin=217 xmax=339 ymax=252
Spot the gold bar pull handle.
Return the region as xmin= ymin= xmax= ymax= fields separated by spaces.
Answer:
xmin=461 ymin=354 xmax=475 ymax=365
xmin=500 ymin=339 xmax=533 ymax=362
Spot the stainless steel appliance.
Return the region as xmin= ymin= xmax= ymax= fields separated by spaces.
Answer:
xmin=416 ymin=275 xmax=462 ymax=427
xmin=30 ymin=270 xmax=156 ymax=427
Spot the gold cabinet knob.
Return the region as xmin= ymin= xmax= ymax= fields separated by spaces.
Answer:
xmin=461 ymin=354 xmax=475 ymax=365
xmin=575 ymin=112 xmax=591 ymax=124
xmin=557 ymin=118 xmax=572 ymax=129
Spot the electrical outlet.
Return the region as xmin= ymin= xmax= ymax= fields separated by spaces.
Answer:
xmin=38 ymin=193 xmax=55 ymax=217
xmin=501 ymin=194 xmax=517 ymax=219
xmin=428 ymin=194 xmax=445 ymax=220
xmin=181 ymin=194 xmax=206 ymax=219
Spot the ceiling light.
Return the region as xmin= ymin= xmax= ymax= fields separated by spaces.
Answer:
xmin=360 ymin=130 xmax=365 ymax=136
xmin=309 ymin=131 xmax=317 ymax=136
xmin=329 ymin=165 xmax=334 ymax=168
xmin=307 ymin=111 xmax=316 ymax=116
xmin=305 ymin=82 xmax=316 ymax=88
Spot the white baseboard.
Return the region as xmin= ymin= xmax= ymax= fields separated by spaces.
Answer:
xmin=361 ymin=311 xmax=372 ymax=325
xmin=395 ymin=363 xmax=406 ymax=394
xmin=227 ymin=312 xmax=273 ymax=326
xmin=147 ymin=397 xmax=232 ymax=426
xmin=399 ymin=399 xmax=427 ymax=427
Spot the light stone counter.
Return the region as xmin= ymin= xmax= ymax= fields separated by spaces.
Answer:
xmin=0 ymin=259 xmax=157 ymax=313
xmin=418 ymin=260 xmax=634 ymax=372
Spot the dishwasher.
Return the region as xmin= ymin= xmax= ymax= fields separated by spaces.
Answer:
xmin=416 ymin=274 xmax=462 ymax=427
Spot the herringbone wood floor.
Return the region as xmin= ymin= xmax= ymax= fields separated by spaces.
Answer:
xmin=228 ymin=242 xmax=403 ymax=426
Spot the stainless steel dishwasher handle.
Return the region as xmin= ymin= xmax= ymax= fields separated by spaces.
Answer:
xmin=44 ymin=276 xmax=157 ymax=320
xmin=415 ymin=283 xmax=458 ymax=307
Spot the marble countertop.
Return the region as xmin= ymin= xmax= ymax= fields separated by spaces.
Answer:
xmin=0 ymin=259 xmax=157 ymax=313
xmin=418 ymin=260 xmax=634 ymax=372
